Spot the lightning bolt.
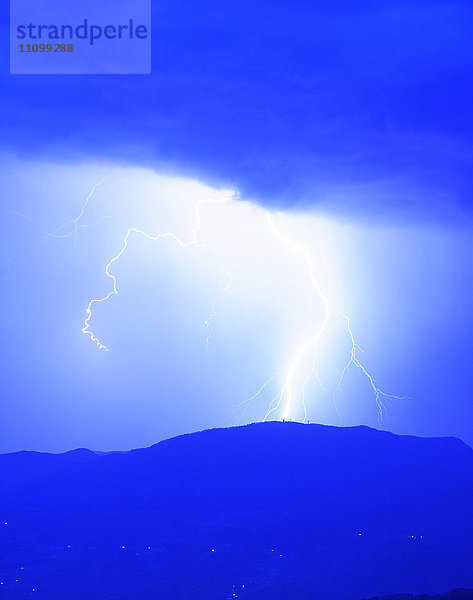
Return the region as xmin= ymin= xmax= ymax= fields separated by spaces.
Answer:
xmin=2 ymin=179 xmax=107 ymax=280
xmin=47 ymin=178 xmax=106 ymax=239
xmin=82 ymin=196 xmax=232 ymax=351
xmin=224 ymin=371 xmax=283 ymax=423
xmin=4 ymin=171 xmax=404 ymax=426
xmin=259 ymin=211 xmax=405 ymax=423
xmin=332 ymin=311 xmax=404 ymax=422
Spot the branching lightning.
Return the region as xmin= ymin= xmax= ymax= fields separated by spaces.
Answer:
xmin=4 ymin=173 xmax=404 ymax=424
xmin=225 ymin=371 xmax=283 ymax=423
xmin=2 ymin=179 xmax=108 ymax=280
xmin=258 ymin=212 xmax=406 ymax=423
xmin=332 ymin=310 xmax=404 ymax=421
xmin=82 ymin=194 xmax=403 ymax=422
xmin=82 ymin=196 xmax=232 ymax=351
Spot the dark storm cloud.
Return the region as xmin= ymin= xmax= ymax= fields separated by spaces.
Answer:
xmin=1 ymin=0 xmax=473 ymax=221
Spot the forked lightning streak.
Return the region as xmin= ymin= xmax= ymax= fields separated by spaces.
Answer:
xmin=82 ymin=197 xmax=232 ymax=351
xmin=257 ymin=212 xmax=405 ymax=422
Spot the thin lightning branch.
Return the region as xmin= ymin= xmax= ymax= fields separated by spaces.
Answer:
xmin=82 ymin=197 xmax=232 ymax=351
xmin=264 ymin=383 xmax=288 ymax=421
xmin=225 ymin=371 xmax=282 ymax=423
xmin=2 ymin=179 xmax=104 ymax=240
xmin=204 ymin=252 xmax=232 ymax=350
xmin=47 ymin=179 xmax=105 ymax=238
xmin=2 ymin=179 xmax=106 ymax=280
xmin=333 ymin=310 xmax=407 ymax=422
xmin=0 ymin=203 xmax=51 ymax=236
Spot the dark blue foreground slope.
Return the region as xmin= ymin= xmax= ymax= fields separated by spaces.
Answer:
xmin=0 ymin=422 xmax=472 ymax=599
xmin=365 ymin=590 xmax=473 ymax=600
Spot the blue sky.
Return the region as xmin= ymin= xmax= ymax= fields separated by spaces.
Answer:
xmin=1 ymin=0 xmax=473 ymax=452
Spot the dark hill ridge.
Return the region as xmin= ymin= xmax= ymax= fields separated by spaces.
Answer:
xmin=0 ymin=422 xmax=472 ymax=599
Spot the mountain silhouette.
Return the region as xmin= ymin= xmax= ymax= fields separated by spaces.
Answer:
xmin=0 ymin=422 xmax=472 ymax=599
